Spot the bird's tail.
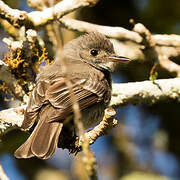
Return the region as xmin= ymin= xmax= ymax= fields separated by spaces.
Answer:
xmin=14 ymin=106 xmax=63 ymax=159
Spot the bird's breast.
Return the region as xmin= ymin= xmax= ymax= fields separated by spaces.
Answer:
xmin=81 ymin=102 xmax=106 ymax=129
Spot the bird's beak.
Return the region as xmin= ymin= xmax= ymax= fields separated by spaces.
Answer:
xmin=107 ymin=55 xmax=130 ymax=62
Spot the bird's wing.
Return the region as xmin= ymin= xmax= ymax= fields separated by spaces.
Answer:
xmin=22 ymin=74 xmax=110 ymax=129
xmin=46 ymin=74 xmax=111 ymax=122
xmin=22 ymin=79 xmax=49 ymax=130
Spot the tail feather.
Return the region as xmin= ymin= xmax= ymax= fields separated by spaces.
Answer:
xmin=40 ymin=123 xmax=63 ymax=159
xmin=31 ymin=121 xmax=63 ymax=159
xmin=14 ymin=106 xmax=63 ymax=159
xmin=14 ymin=132 xmax=35 ymax=158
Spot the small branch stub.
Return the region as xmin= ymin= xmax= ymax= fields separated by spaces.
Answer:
xmin=78 ymin=108 xmax=117 ymax=146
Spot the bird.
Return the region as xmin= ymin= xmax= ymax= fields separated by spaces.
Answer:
xmin=14 ymin=32 xmax=129 ymax=159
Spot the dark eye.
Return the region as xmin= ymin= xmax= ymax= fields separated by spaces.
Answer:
xmin=90 ymin=49 xmax=98 ymax=56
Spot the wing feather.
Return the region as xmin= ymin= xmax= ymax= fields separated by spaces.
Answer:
xmin=22 ymin=72 xmax=110 ymax=128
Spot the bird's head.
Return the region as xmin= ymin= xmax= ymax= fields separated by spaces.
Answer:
xmin=64 ymin=32 xmax=130 ymax=72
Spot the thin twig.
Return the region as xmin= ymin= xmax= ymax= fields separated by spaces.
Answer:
xmin=55 ymin=50 xmax=97 ymax=178
xmin=133 ymin=23 xmax=158 ymax=62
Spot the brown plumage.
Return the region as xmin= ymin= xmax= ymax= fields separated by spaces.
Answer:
xmin=14 ymin=32 xmax=129 ymax=159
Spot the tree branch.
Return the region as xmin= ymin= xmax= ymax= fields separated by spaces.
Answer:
xmin=1 ymin=0 xmax=180 ymax=72
xmin=111 ymin=78 xmax=180 ymax=107
xmin=0 ymin=105 xmax=25 ymax=133
xmin=152 ymin=34 xmax=180 ymax=47
xmin=0 ymin=0 xmax=27 ymax=28
xmin=59 ymin=18 xmax=180 ymax=76
xmin=59 ymin=17 xmax=143 ymax=43
xmin=0 ymin=78 xmax=179 ymax=133
xmin=29 ymin=0 xmax=98 ymax=27
xmin=159 ymin=55 xmax=180 ymax=77
xmin=0 ymin=0 xmax=180 ymax=155
xmin=0 ymin=0 xmax=99 ymax=28
xmin=1 ymin=0 xmax=180 ymax=49
xmin=78 ymin=108 xmax=117 ymax=146
xmin=59 ymin=17 xmax=180 ymax=48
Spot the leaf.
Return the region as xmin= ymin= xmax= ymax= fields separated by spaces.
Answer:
xmin=149 ymin=71 xmax=158 ymax=83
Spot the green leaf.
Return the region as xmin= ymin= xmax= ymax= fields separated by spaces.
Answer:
xmin=149 ymin=71 xmax=158 ymax=83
